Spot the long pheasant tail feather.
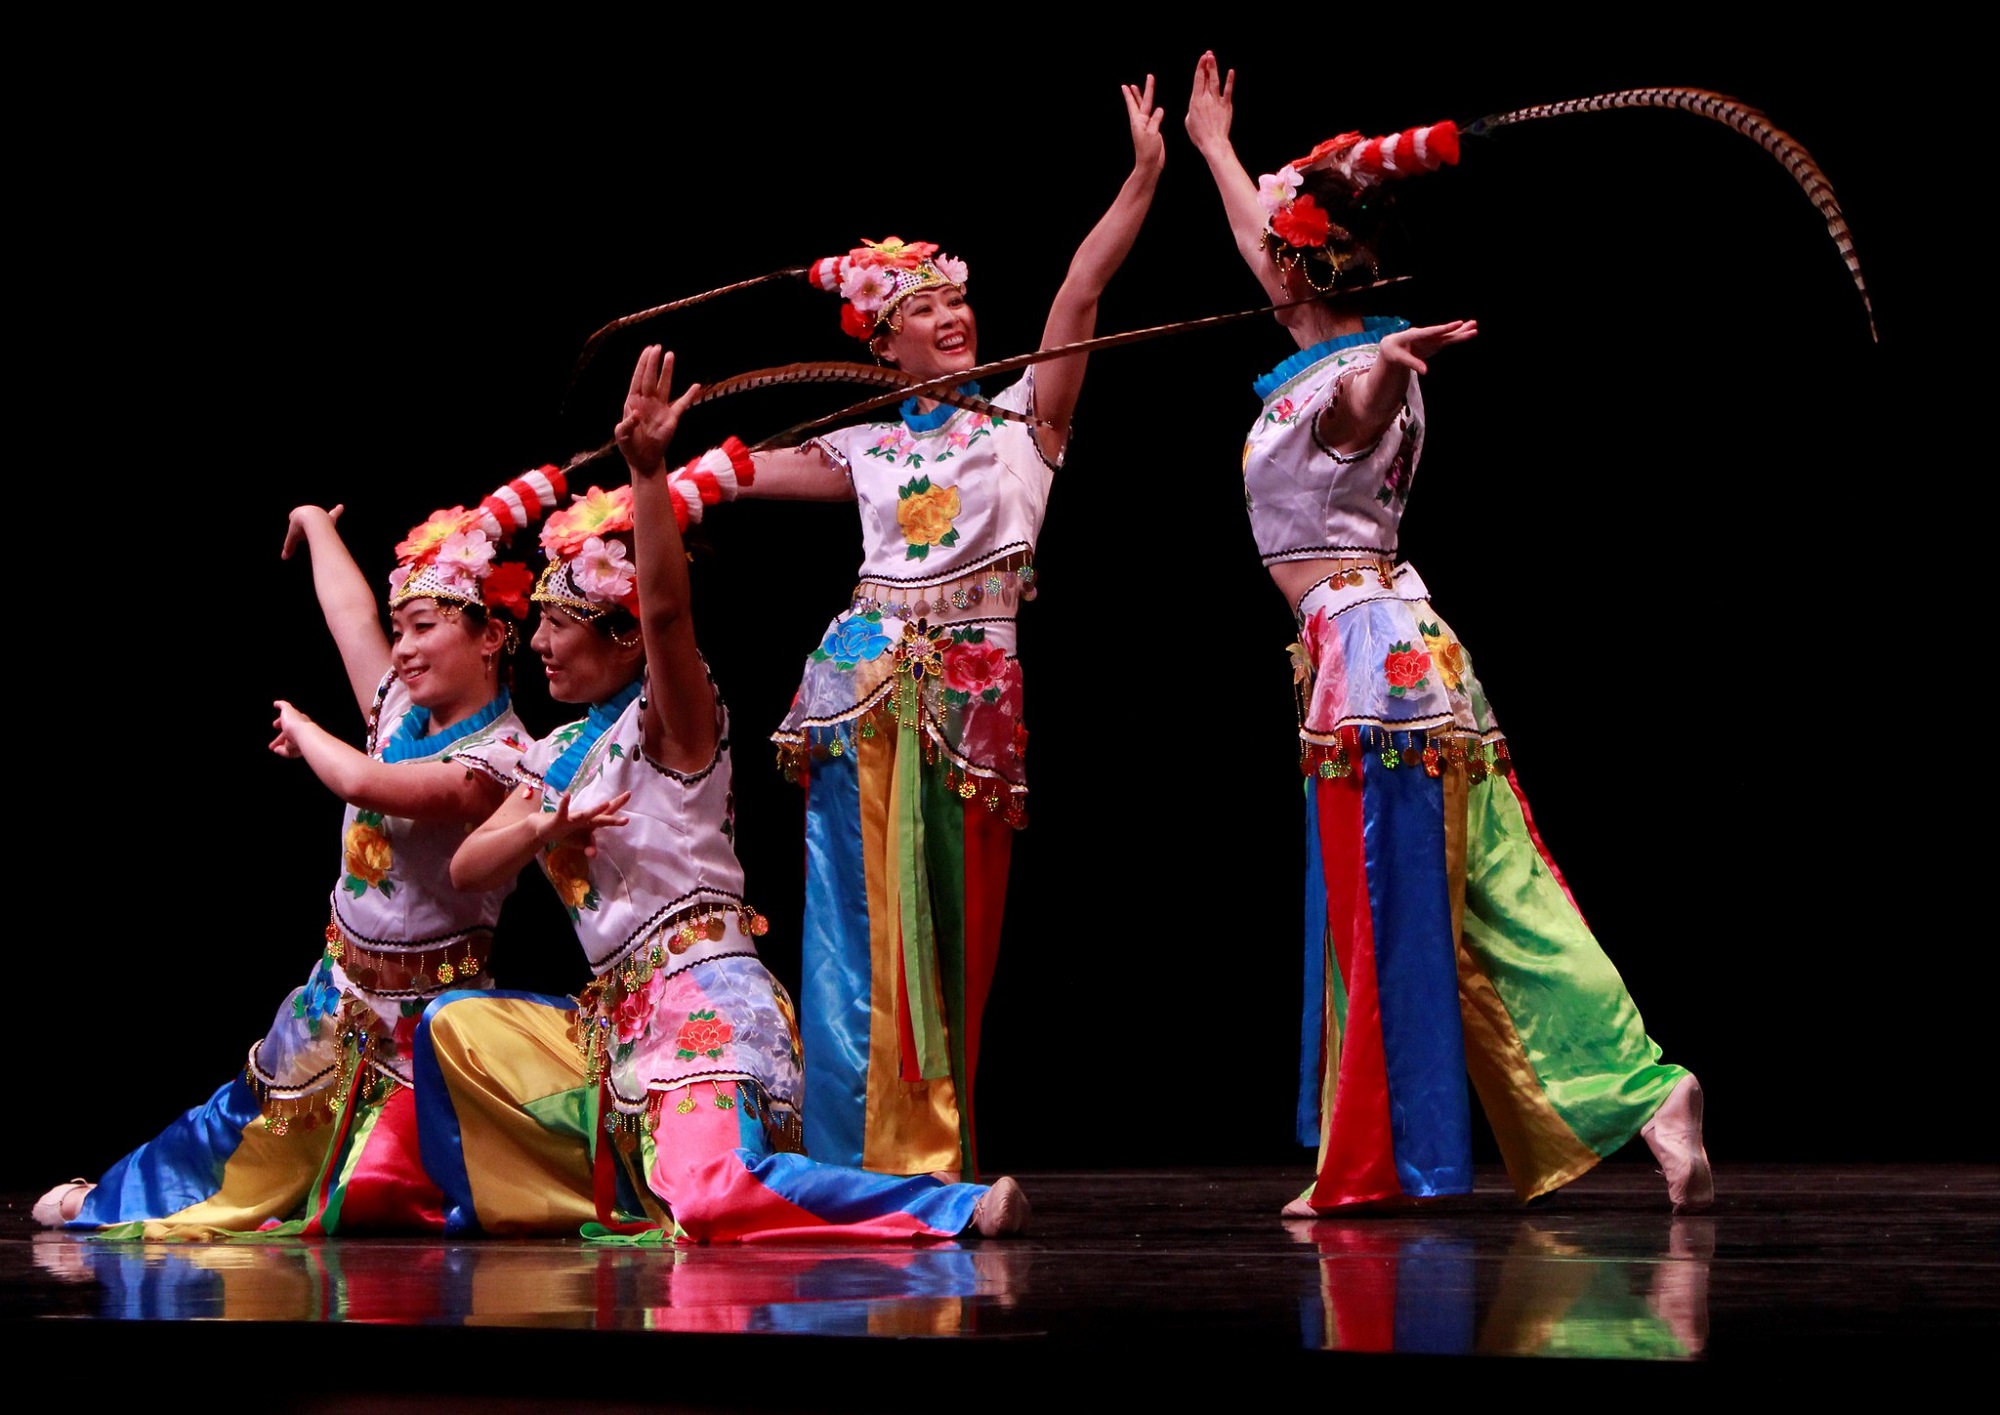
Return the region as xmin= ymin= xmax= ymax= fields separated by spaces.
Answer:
xmin=1468 ymin=87 xmax=1876 ymax=342
xmin=737 ymin=287 xmax=1402 ymax=450
xmin=566 ymin=267 xmax=814 ymax=397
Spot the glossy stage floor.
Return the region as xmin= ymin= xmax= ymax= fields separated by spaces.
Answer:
xmin=5 ymin=1162 xmax=1993 ymax=1408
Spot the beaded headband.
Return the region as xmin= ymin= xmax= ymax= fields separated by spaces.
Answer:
xmin=1258 ymin=121 xmax=1459 ymax=296
xmin=388 ymin=464 xmax=568 ymax=621
xmin=808 ymin=237 xmax=969 ymax=341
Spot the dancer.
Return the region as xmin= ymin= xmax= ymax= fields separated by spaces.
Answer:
xmin=35 ymin=471 xmax=560 ymax=1234
xmin=1184 ymin=51 xmax=1711 ymax=1214
xmin=417 ymin=345 xmax=1029 ymax=1241
xmin=723 ymin=74 xmax=1166 ymax=1180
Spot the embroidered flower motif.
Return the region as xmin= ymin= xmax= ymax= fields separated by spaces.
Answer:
xmin=1418 ymin=621 xmax=1466 ymax=693
xmin=1375 ymin=447 xmax=1412 ymax=507
xmin=675 ymin=1008 xmax=734 ymax=1061
xmin=942 ymin=634 xmax=1008 ymax=701
xmin=613 ymin=970 xmax=664 ymax=1044
xmin=813 ymin=611 xmax=893 ymax=669
xmin=570 ymin=535 xmax=637 ymax=608
xmin=292 ymin=958 xmax=343 ymax=1035
xmin=545 ymin=842 xmax=600 ymax=918
xmin=1265 ymin=395 xmax=1298 ymax=426
xmin=343 ymin=814 xmax=394 ymax=897
xmin=897 ymin=476 xmax=961 ymax=560
xmin=1288 ymin=607 xmax=1331 ymax=685
xmin=1271 ymin=192 xmax=1332 ymax=248
xmin=542 ymin=486 xmax=635 ymax=558
xmin=1383 ymin=642 xmax=1433 ymax=697
xmin=1257 ymin=164 xmax=1302 ymax=213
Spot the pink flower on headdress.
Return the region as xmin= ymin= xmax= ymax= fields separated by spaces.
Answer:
xmin=569 ymin=536 xmax=636 ymax=607
xmin=841 ymin=263 xmax=897 ymax=315
xmin=396 ymin=506 xmax=481 ymax=565
xmin=1271 ymin=193 xmax=1332 ymax=248
xmin=854 ymin=236 xmax=938 ymax=270
xmin=434 ymin=528 xmax=496 ymax=595
xmin=934 ymin=254 xmax=968 ymax=286
xmin=542 ymin=485 xmax=635 ymax=558
xmin=1257 ymin=165 xmax=1302 ymax=214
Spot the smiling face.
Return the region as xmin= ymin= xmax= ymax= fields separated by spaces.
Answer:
xmin=390 ymin=598 xmax=504 ymax=725
xmin=529 ymin=605 xmax=641 ymax=705
xmin=873 ymin=285 xmax=976 ymax=382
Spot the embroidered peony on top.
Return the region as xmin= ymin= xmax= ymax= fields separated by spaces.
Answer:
xmin=813 ymin=368 xmax=1055 ymax=592
xmin=1241 ymin=319 xmax=1424 ymax=567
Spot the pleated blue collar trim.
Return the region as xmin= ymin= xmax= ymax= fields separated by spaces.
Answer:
xmin=900 ymin=382 xmax=982 ymax=433
xmin=380 ymin=689 xmax=511 ymax=765
xmin=1252 ymin=318 xmax=1410 ymax=400
xmin=544 ymin=678 xmax=643 ymax=795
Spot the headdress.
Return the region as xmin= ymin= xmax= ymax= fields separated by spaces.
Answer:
xmin=1258 ymin=120 xmax=1460 ymax=296
xmin=808 ymin=237 xmax=970 ymax=341
xmin=388 ymin=464 xmax=567 ymax=621
xmin=529 ymin=438 xmax=755 ymax=624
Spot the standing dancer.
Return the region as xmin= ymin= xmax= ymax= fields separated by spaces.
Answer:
xmin=724 ymin=75 xmax=1165 ymax=1181
xmin=1185 ymin=51 xmax=1712 ymax=1215
xmin=418 ymin=346 xmax=1028 ymax=1241
xmin=35 ymin=471 xmax=559 ymax=1234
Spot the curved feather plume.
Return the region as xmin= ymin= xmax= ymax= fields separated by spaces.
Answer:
xmin=567 ymin=266 xmax=812 ymax=396
xmin=1466 ymin=87 xmax=1876 ymax=341
xmin=687 ymin=362 xmax=1006 ymax=424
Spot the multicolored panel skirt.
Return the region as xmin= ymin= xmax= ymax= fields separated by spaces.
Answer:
xmin=414 ymin=989 xmax=989 ymax=1242
xmin=1298 ymin=736 xmax=1687 ymax=1208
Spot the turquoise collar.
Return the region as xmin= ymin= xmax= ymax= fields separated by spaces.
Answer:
xmin=900 ymin=382 xmax=982 ymax=433
xmin=380 ymin=689 xmax=511 ymax=765
xmin=1252 ymin=318 xmax=1410 ymax=400
xmin=543 ymin=678 xmax=643 ymax=795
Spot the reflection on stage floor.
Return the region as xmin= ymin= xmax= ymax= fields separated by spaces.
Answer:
xmin=5 ymin=1164 xmax=1993 ymax=1406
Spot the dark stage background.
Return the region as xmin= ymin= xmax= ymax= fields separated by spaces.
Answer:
xmin=25 ymin=25 xmax=1957 ymax=1192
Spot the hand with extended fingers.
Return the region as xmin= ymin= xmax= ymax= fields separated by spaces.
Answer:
xmin=534 ymin=786 xmax=633 ymax=858
xmin=1123 ymin=72 xmax=1167 ymax=176
xmin=1378 ymin=320 xmax=1480 ymax=376
xmin=1184 ymin=50 xmax=1235 ymax=156
xmin=270 ymin=699 xmax=314 ymax=758
xmin=615 ymin=346 xmax=702 ymax=480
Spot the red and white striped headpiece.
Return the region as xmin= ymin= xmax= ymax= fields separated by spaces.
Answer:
xmin=1296 ymin=121 xmax=1460 ymax=189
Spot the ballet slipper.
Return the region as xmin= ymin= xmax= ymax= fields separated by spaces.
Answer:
xmin=32 ymin=1179 xmax=94 ymax=1228
xmin=970 ymin=1176 xmax=1031 ymax=1237
xmin=1640 ymin=1075 xmax=1715 ymax=1214
xmin=1280 ymin=1191 xmax=1318 ymax=1219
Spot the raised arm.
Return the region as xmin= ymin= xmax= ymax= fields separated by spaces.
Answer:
xmin=1031 ymin=73 xmax=1167 ymax=458
xmin=270 ymin=697 xmax=507 ymax=823
xmin=282 ymin=505 xmax=393 ymax=720
xmin=616 ymin=345 xmax=720 ymax=773
xmin=1320 ymin=320 xmax=1481 ymax=453
xmin=1185 ymin=51 xmax=1287 ymax=306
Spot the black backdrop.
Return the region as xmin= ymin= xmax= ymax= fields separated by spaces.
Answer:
xmin=26 ymin=24 xmax=1957 ymax=1193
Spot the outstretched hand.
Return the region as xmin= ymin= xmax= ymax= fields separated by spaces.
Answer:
xmin=536 ymin=787 xmax=633 ymax=857
xmin=615 ymin=346 xmax=702 ymax=479
xmin=282 ymin=504 xmax=343 ymax=560
xmin=1378 ymin=320 xmax=1480 ymax=376
xmin=1184 ymin=50 xmax=1235 ymax=155
xmin=269 ymin=698 xmax=313 ymax=758
xmin=1122 ymin=73 xmax=1166 ymax=175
